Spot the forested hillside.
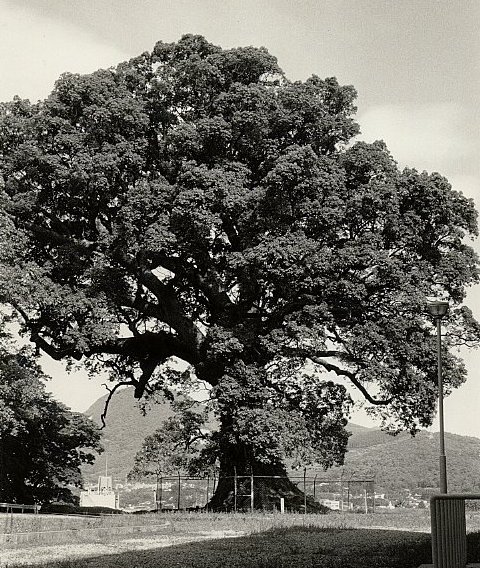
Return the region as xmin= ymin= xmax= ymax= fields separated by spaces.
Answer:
xmin=82 ymin=388 xmax=177 ymax=483
xmin=317 ymin=427 xmax=480 ymax=494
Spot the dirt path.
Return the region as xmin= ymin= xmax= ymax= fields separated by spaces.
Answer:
xmin=0 ymin=530 xmax=246 ymax=567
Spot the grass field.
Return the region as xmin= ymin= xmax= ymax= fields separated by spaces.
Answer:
xmin=1 ymin=510 xmax=480 ymax=568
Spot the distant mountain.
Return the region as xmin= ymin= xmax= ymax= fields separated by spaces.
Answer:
xmin=82 ymin=389 xmax=480 ymax=495
xmin=82 ymin=387 xmax=192 ymax=483
xmin=316 ymin=428 xmax=480 ymax=495
xmin=346 ymin=425 xmax=413 ymax=450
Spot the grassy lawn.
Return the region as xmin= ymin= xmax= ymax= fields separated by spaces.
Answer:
xmin=0 ymin=509 xmax=439 ymax=537
xmin=1 ymin=511 xmax=480 ymax=568
xmin=0 ymin=526 xmax=440 ymax=568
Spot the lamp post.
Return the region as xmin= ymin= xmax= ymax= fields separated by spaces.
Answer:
xmin=426 ymin=299 xmax=449 ymax=494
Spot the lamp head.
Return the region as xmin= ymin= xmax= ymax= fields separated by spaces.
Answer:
xmin=426 ymin=299 xmax=449 ymax=318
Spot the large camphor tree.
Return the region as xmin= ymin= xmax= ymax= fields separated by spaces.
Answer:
xmin=0 ymin=35 xmax=479 ymax=510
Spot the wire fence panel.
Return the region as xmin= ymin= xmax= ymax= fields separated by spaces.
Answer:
xmin=156 ymin=476 xmax=219 ymax=511
xmin=289 ymin=477 xmax=376 ymax=513
xmin=234 ymin=475 xmax=254 ymax=512
xmin=0 ymin=503 xmax=39 ymax=514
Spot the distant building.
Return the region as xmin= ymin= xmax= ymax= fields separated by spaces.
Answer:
xmin=98 ymin=476 xmax=112 ymax=492
xmin=318 ymin=499 xmax=345 ymax=510
xmin=80 ymin=475 xmax=119 ymax=509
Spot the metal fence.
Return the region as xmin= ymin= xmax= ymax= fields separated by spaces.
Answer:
xmin=153 ymin=474 xmax=219 ymax=511
xmin=0 ymin=503 xmax=39 ymax=514
xmin=291 ymin=476 xmax=376 ymax=514
xmin=151 ymin=474 xmax=374 ymax=513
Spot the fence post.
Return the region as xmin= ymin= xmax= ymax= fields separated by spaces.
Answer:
xmin=303 ymin=468 xmax=307 ymax=514
xmin=206 ymin=475 xmax=210 ymax=512
xmin=371 ymin=481 xmax=375 ymax=514
xmin=364 ymin=488 xmax=368 ymax=514
xmin=234 ymin=467 xmax=237 ymax=513
xmin=341 ymin=475 xmax=344 ymax=512
xmin=177 ymin=472 xmax=181 ymax=511
xmin=250 ymin=473 xmax=254 ymax=513
xmin=159 ymin=477 xmax=163 ymax=511
xmin=347 ymin=481 xmax=350 ymax=511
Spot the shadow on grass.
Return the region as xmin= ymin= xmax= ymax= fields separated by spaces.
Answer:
xmin=10 ymin=527 xmax=480 ymax=568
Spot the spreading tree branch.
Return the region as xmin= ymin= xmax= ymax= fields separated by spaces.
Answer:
xmin=10 ymin=301 xmax=82 ymax=360
xmin=100 ymin=380 xmax=137 ymax=428
xmin=135 ymin=357 xmax=159 ymax=398
xmin=145 ymin=252 xmax=234 ymax=319
xmin=309 ymin=355 xmax=393 ymax=406
xmin=88 ymin=331 xmax=201 ymax=366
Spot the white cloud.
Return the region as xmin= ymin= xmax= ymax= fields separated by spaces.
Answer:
xmin=0 ymin=3 xmax=129 ymax=103
xmin=42 ymin=358 xmax=108 ymax=413
xmin=357 ymin=103 xmax=475 ymax=176
xmin=447 ymin=174 xmax=480 ymax=206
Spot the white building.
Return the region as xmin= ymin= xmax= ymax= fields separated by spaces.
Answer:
xmin=80 ymin=476 xmax=119 ymax=509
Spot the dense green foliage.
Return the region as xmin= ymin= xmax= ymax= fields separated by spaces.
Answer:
xmin=40 ymin=503 xmax=122 ymax=515
xmin=128 ymin=405 xmax=209 ymax=480
xmin=0 ymin=34 xmax=479 ymax=492
xmin=0 ymin=344 xmax=102 ymax=504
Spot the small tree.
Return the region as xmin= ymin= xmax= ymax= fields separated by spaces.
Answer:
xmin=128 ymin=406 xmax=209 ymax=509
xmin=128 ymin=406 xmax=209 ymax=481
xmin=0 ymin=343 xmax=102 ymax=504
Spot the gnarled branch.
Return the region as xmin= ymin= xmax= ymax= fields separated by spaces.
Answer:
xmin=87 ymin=330 xmax=201 ymax=367
xmin=100 ymin=380 xmax=136 ymax=428
xmin=309 ymin=355 xmax=393 ymax=406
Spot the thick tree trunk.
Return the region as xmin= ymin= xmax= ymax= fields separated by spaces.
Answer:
xmin=0 ymin=439 xmax=8 ymax=502
xmin=207 ymin=455 xmax=327 ymax=513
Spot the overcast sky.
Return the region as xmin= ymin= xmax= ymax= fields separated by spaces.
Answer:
xmin=1 ymin=0 xmax=479 ymax=437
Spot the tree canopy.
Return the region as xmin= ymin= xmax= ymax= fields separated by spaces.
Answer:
xmin=0 ymin=342 xmax=102 ymax=504
xmin=0 ymin=35 xmax=478 ymax=500
xmin=128 ymin=406 xmax=210 ymax=481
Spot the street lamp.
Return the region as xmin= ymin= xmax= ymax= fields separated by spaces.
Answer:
xmin=426 ymin=299 xmax=449 ymax=494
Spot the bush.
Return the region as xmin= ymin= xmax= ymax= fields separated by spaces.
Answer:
xmin=40 ymin=503 xmax=123 ymax=515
